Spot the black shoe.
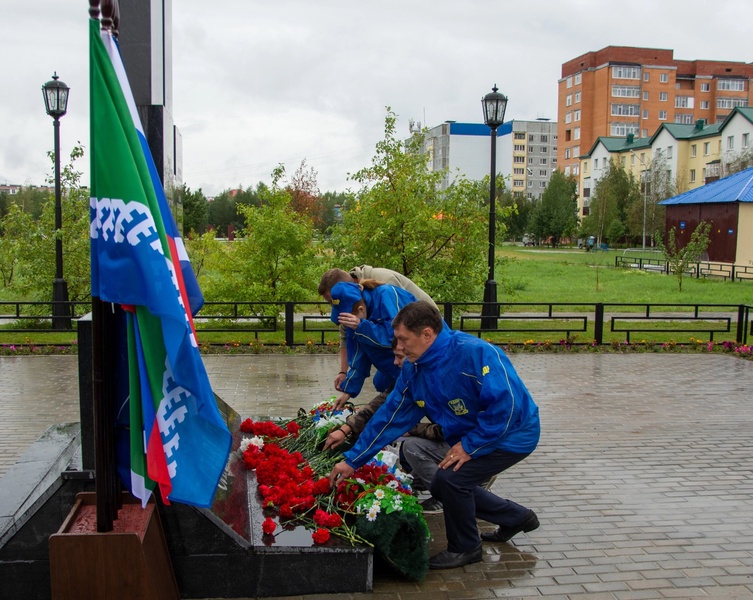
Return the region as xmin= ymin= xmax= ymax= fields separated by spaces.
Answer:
xmin=428 ymin=545 xmax=482 ymax=570
xmin=481 ymin=510 xmax=539 ymax=543
xmin=419 ymin=497 xmax=443 ymax=514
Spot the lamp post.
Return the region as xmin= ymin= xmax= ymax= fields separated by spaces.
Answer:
xmin=481 ymin=84 xmax=507 ymax=330
xmin=42 ymin=72 xmax=71 ymax=330
xmin=641 ymin=168 xmax=650 ymax=251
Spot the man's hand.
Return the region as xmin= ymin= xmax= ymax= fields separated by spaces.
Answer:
xmin=328 ymin=461 xmax=355 ymax=487
xmin=323 ymin=428 xmax=347 ymax=451
xmin=439 ymin=443 xmax=471 ymax=471
xmin=338 ymin=312 xmax=361 ymax=330
xmin=333 ymin=392 xmax=351 ymax=411
xmin=334 ymin=372 xmax=346 ymax=391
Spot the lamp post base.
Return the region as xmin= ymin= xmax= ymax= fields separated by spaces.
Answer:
xmin=481 ymin=279 xmax=498 ymax=331
xmin=52 ymin=278 xmax=71 ymax=331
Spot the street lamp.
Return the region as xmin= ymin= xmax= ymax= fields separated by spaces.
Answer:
xmin=631 ymin=152 xmax=651 ymax=251
xmin=481 ymin=84 xmax=507 ymax=330
xmin=42 ymin=72 xmax=71 ymax=330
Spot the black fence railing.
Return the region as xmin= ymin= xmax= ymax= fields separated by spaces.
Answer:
xmin=2 ymin=300 xmax=751 ymax=348
xmin=615 ymin=256 xmax=753 ymax=282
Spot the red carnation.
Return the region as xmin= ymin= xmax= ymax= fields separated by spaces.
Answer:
xmin=312 ymin=528 xmax=331 ymax=544
xmin=262 ymin=517 xmax=277 ymax=536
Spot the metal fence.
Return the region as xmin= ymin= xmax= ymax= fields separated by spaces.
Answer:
xmin=2 ymin=300 xmax=751 ymax=348
xmin=614 ymin=256 xmax=753 ymax=282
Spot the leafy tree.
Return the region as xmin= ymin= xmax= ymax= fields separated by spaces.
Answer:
xmin=584 ymin=160 xmax=639 ymax=246
xmin=0 ymin=204 xmax=32 ymax=287
xmin=654 ymin=221 xmax=711 ymax=292
xmin=180 ymin=184 xmax=209 ymax=236
xmin=320 ymin=190 xmax=351 ymax=235
xmin=723 ymin=147 xmax=753 ymax=176
xmin=529 ymin=170 xmax=577 ymax=246
xmin=184 ymin=230 xmax=223 ymax=280
xmin=2 ymin=145 xmax=91 ymax=302
xmin=327 ymin=109 xmax=497 ymax=302
xmin=287 ymin=159 xmax=326 ymax=229
xmin=498 ymin=187 xmax=532 ymax=241
xmin=207 ymin=190 xmax=247 ymax=237
xmin=203 ymin=166 xmax=321 ymax=309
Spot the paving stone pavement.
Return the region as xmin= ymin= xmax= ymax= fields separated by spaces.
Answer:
xmin=1 ymin=352 xmax=752 ymax=599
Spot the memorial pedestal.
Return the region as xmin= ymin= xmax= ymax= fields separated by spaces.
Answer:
xmin=49 ymin=492 xmax=179 ymax=600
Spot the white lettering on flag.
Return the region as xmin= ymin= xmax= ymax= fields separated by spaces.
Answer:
xmin=158 ymin=357 xmax=190 ymax=478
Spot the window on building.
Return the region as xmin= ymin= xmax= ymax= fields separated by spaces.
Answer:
xmin=644 ymin=72 xmax=650 ymax=82
xmin=594 ymin=158 xmax=599 ymax=169
xmin=574 ymin=109 xmax=581 ymax=121
xmin=574 ymin=73 xmax=582 ymax=85
xmin=717 ymin=97 xmax=748 ymax=109
xmin=566 ymin=76 xmax=573 ymax=88
xmin=642 ymin=109 xmax=649 ymax=119
xmin=514 ymin=155 xmax=525 ymax=163
xmin=539 ymin=169 xmax=548 ymax=176
xmin=621 ymin=156 xmax=626 ymax=166
xmin=643 ymin=91 xmax=649 ymax=101
xmin=631 ymin=154 xmax=635 ymax=166
xmin=527 ymin=180 xmax=533 ymax=187
xmin=540 ymin=146 xmax=548 ymax=153
xmin=529 ymin=134 xmax=535 ymax=141
xmin=690 ymin=169 xmax=696 ymax=183
xmin=540 ymin=158 xmax=548 ymax=165
xmin=743 ymin=133 xmax=750 ymax=148
xmin=612 ymin=66 xmax=641 ymax=79
xmin=514 ymin=132 xmax=525 ymax=139
xmin=572 ymin=145 xmax=580 ymax=156
xmin=667 ymin=147 xmax=673 ymax=159
xmin=513 ymin=180 xmax=524 ymax=187
xmin=717 ymin=79 xmax=745 ymax=91
xmin=660 ymin=92 xmax=668 ymax=101
xmin=529 ymin=146 xmax=535 ymax=153
xmin=584 ymin=162 xmax=589 ymax=173
xmin=727 ymin=135 xmax=735 ymax=150
xmin=552 ymin=157 xmax=558 ymax=164
xmin=659 ymin=110 xmax=667 ymax=120
xmin=573 ymin=127 xmax=580 ymax=140
xmin=660 ymin=73 xmax=668 ymax=83
xmin=675 ymin=96 xmax=694 ymax=108
xmin=700 ymin=82 xmax=710 ymax=92
xmin=674 ymin=114 xmax=694 ymax=124
xmin=540 ymin=135 xmax=548 ymax=143
xmin=564 ymin=166 xmax=571 ymax=176
xmin=642 ymin=129 xmax=648 ymax=137
xmin=611 ymin=104 xmax=641 ymax=116
xmin=612 ymin=85 xmax=641 ymax=98
xmin=514 ymin=167 xmax=524 ymax=175
xmin=574 ymin=91 xmax=581 ymax=103
xmin=610 ymin=122 xmax=640 ymax=136
xmin=573 ymin=164 xmax=580 ymax=176
xmin=700 ymin=100 xmax=710 ymax=109
xmin=565 ymin=112 xmax=572 ymax=124
xmin=514 ymin=144 xmax=525 ymax=152
xmin=703 ymin=142 xmax=710 ymax=155
xmin=566 ymin=94 xmax=573 ymax=106
xmin=528 ymin=157 xmax=534 ymax=164
xmin=691 ymin=144 xmax=697 ymax=157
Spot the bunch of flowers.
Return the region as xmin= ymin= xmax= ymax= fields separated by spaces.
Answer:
xmin=237 ymin=398 xmax=430 ymax=581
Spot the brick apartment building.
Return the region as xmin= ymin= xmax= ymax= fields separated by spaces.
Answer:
xmin=558 ymin=46 xmax=753 ymax=182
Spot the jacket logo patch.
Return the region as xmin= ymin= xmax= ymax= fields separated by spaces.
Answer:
xmin=448 ymin=398 xmax=468 ymax=415
xmin=416 ymin=400 xmax=425 ymax=408
xmin=482 ymin=365 xmax=490 ymax=376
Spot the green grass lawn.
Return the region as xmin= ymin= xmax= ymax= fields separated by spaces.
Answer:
xmin=496 ymin=245 xmax=753 ymax=306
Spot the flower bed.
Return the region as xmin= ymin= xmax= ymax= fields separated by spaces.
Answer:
xmin=235 ymin=399 xmax=431 ymax=581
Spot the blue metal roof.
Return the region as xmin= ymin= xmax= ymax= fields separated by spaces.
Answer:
xmin=448 ymin=121 xmax=513 ymax=136
xmin=660 ymin=166 xmax=753 ymax=205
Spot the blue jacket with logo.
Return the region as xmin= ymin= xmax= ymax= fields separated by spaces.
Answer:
xmin=344 ymin=327 xmax=540 ymax=469
xmin=340 ymin=284 xmax=417 ymax=397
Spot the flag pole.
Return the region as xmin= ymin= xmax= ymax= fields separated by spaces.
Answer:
xmin=89 ymin=0 xmax=121 ymax=533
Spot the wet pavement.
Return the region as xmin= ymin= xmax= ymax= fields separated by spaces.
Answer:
xmin=1 ymin=352 xmax=752 ymax=599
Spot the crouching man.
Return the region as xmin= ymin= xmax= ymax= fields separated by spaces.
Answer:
xmin=329 ymin=301 xmax=540 ymax=569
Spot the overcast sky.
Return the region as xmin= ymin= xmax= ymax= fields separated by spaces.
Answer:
xmin=2 ymin=0 xmax=751 ymax=196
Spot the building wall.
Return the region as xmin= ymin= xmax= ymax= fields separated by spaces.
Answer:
xmin=665 ymin=203 xmax=739 ymax=263
xmin=737 ymin=203 xmax=753 ymax=266
xmin=421 ymin=120 xmax=555 ymax=198
xmin=558 ymin=46 xmax=753 ymax=181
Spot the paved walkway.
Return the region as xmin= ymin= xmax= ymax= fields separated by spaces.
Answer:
xmin=1 ymin=353 xmax=752 ymax=599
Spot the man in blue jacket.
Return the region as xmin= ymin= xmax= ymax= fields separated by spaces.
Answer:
xmin=329 ymin=280 xmax=416 ymax=409
xmin=329 ymin=301 xmax=540 ymax=570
